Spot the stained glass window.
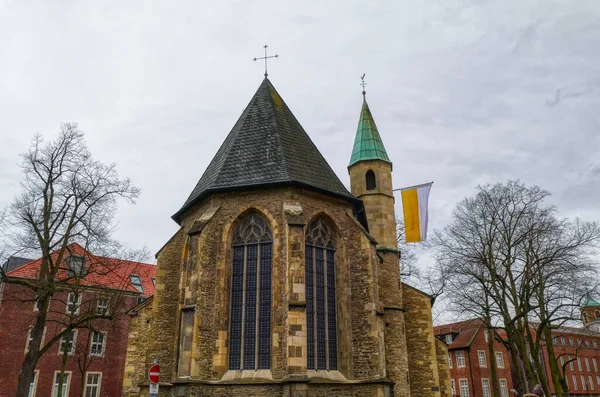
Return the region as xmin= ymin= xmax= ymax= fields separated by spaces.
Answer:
xmin=229 ymin=212 xmax=272 ymax=370
xmin=305 ymin=217 xmax=337 ymax=370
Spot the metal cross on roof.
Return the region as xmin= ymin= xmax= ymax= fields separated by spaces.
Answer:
xmin=253 ymin=44 xmax=279 ymax=77
xmin=361 ymin=73 xmax=367 ymax=96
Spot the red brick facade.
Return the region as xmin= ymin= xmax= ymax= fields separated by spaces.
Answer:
xmin=0 ymin=245 xmax=155 ymax=397
xmin=435 ymin=320 xmax=514 ymax=397
xmin=436 ymin=319 xmax=600 ymax=397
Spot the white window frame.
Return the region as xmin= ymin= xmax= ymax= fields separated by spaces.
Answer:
xmin=33 ymin=296 xmax=50 ymax=312
xmin=569 ymin=337 xmax=574 ymax=346
xmin=478 ymin=350 xmax=487 ymax=367
xmin=448 ymin=351 xmax=453 ymax=368
xmin=570 ymin=356 xmax=575 ymax=371
xmin=578 ymin=357 xmax=583 ymax=371
xmin=459 ymin=378 xmax=469 ymax=397
xmin=445 ymin=334 xmax=453 ymax=344
xmin=594 ymin=357 xmax=598 ymax=372
xmin=495 ymin=351 xmax=504 ymax=368
xmin=52 ymin=371 xmax=71 ymax=397
xmin=84 ymin=372 xmax=102 ymax=397
xmin=484 ymin=329 xmax=489 ymax=343
xmin=582 ymin=375 xmax=587 ymax=390
xmin=66 ymin=293 xmax=82 ymax=315
xmin=590 ymin=375 xmax=595 ymax=391
xmin=25 ymin=328 xmax=34 ymax=354
xmin=96 ymin=297 xmax=109 ymax=315
xmin=451 ymin=379 xmax=456 ymax=396
xmin=573 ymin=374 xmax=578 ymax=390
xmin=481 ymin=378 xmax=491 ymax=397
xmin=596 ymin=375 xmax=600 ymax=388
xmin=561 ymin=336 xmax=566 ymax=345
xmin=89 ymin=331 xmax=107 ymax=357
xmin=560 ymin=355 xmax=564 ymax=367
xmin=586 ymin=357 xmax=591 ymax=372
xmin=499 ymin=379 xmax=508 ymax=397
xmin=28 ymin=370 xmax=39 ymax=397
xmin=129 ymin=274 xmax=144 ymax=294
xmin=594 ymin=340 xmax=598 ymax=348
xmin=456 ymin=351 xmax=466 ymax=367
xmin=58 ymin=329 xmax=77 ymax=355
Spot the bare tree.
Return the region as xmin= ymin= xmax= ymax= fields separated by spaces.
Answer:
xmin=432 ymin=181 xmax=600 ymax=397
xmin=0 ymin=123 xmax=141 ymax=397
xmin=396 ymin=218 xmax=422 ymax=282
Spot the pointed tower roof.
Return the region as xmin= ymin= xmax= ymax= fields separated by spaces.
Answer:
xmin=583 ymin=294 xmax=600 ymax=308
xmin=348 ymin=97 xmax=391 ymax=167
xmin=172 ymin=78 xmax=358 ymax=223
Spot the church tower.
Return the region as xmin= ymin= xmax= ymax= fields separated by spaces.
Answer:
xmin=348 ymin=90 xmax=397 ymax=249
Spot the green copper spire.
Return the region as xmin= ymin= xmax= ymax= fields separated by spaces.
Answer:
xmin=348 ymin=97 xmax=391 ymax=167
xmin=583 ymin=294 xmax=600 ymax=308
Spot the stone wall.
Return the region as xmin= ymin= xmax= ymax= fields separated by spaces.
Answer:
xmin=435 ymin=338 xmax=452 ymax=397
xmin=123 ymin=185 xmax=443 ymax=397
xmin=402 ymin=283 xmax=443 ymax=397
xmin=123 ymin=298 xmax=154 ymax=396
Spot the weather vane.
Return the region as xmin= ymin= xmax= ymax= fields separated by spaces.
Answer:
xmin=253 ymin=45 xmax=279 ymax=77
xmin=361 ymin=73 xmax=367 ymax=96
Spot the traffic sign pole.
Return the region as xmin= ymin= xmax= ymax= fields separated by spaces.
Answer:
xmin=148 ymin=359 xmax=160 ymax=397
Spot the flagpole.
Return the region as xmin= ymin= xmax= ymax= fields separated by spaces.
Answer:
xmin=392 ymin=181 xmax=433 ymax=192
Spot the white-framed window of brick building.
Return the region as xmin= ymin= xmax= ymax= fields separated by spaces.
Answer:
xmin=484 ymin=329 xmax=489 ymax=343
xmin=596 ymin=375 xmax=600 ymax=388
xmin=448 ymin=351 xmax=453 ymax=368
xmin=481 ymin=378 xmax=491 ymax=397
xmin=445 ymin=334 xmax=453 ymax=344
xmin=478 ymin=350 xmax=487 ymax=367
xmin=89 ymin=331 xmax=106 ymax=357
xmin=589 ymin=375 xmax=594 ymax=391
xmin=578 ymin=357 xmax=583 ymax=371
xmin=451 ymin=379 xmax=456 ymax=396
xmin=495 ymin=351 xmax=504 ymax=368
xmin=559 ymin=355 xmax=564 ymax=368
xmin=586 ymin=357 xmax=591 ymax=372
xmin=33 ymin=296 xmax=50 ymax=312
xmin=28 ymin=369 xmax=39 ymax=397
xmin=569 ymin=337 xmax=574 ymax=346
xmin=84 ymin=372 xmax=102 ymax=397
xmin=499 ymin=379 xmax=508 ymax=397
xmin=96 ymin=297 xmax=109 ymax=315
xmin=572 ymin=374 xmax=578 ymax=390
xmin=570 ymin=356 xmax=575 ymax=371
xmin=52 ymin=371 xmax=71 ymax=397
xmin=459 ymin=379 xmax=469 ymax=397
xmin=456 ymin=351 xmax=466 ymax=367
xmin=66 ymin=293 xmax=82 ymax=315
xmin=594 ymin=340 xmax=598 ymax=348
xmin=561 ymin=336 xmax=566 ymax=345
xmin=594 ymin=357 xmax=598 ymax=372
xmin=581 ymin=375 xmax=587 ymax=390
xmin=58 ymin=329 xmax=77 ymax=355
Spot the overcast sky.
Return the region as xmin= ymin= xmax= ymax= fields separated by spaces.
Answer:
xmin=1 ymin=0 xmax=599 ymax=273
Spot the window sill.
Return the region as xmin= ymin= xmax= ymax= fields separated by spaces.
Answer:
xmin=307 ymin=370 xmax=347 ymax=381
xmin=220 ymin=369 xmax=273 ymax=381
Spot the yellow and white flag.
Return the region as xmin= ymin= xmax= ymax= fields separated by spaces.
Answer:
xmin=400 ymin=182 xmax=432 ymax=243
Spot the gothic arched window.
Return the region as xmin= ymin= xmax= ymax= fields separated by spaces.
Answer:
xmin=366 ymin=170 xmax=376 ymax=190
xmin=305 ymin=217 xmax=337 ymax=370
xmin=229 ymin=212 xmax=272 ymax=370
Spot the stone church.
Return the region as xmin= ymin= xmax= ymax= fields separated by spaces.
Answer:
xmin=123 ymin=77 xmax=451 ymax=397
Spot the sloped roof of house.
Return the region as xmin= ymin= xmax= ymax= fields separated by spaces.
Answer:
xmin=7 ymin=243 xmax=156 ymax=297
xmin=434 ymin=318 xmax=484 ymax=349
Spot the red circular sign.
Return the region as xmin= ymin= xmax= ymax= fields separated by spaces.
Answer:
xmin=148 ymin=364 xmax=160 ymax=384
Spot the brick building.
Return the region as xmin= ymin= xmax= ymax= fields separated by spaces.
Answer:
xmin=0 ymin=243 xmax=155 ymax=397
xmin=122 ymin=77 xmax=451 ymax=396
xmin=436 ymin=316 xmax=600 ymax=397
xmin=435 ymin=319 xmax=514 ymax=397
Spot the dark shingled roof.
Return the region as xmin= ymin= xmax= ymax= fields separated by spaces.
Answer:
xmin=172 ymin=78 xmax=359 ymax=223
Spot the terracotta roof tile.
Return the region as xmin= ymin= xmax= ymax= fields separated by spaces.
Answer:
xmin=7 ymin=243 xmax=156 ymax=297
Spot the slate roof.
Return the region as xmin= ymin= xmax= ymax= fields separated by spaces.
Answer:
xmin=348 ymin=96 xmax=391 ymax=167
xmin=173 ymin=78 xmax=359 ymax=223
xmin=2 ymin=256 xmax=34 ymax=272
xmin=7 ymin=243 xmax=156 ymax=297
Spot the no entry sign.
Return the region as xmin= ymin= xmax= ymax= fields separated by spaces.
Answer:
xmin=148 ymin=363 xmax=160 ymax=384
